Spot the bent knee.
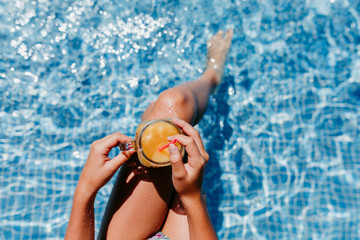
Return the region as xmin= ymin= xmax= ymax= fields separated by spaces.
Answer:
xmin=155 ymin=89 xmax=197 ymax=122
xmin=158 ymin=89 xmax=196 ymax=109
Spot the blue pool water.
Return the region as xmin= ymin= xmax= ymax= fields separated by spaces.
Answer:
xmin=1 ymin=0 xmax=360 ymax=239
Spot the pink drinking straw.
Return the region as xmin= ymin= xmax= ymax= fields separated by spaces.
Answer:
xmin=157 ymin=139 xmax=178 ymax=151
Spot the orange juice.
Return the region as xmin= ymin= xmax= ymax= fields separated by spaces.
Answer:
xmin=135 ymin=119 xmax=184 ymax=167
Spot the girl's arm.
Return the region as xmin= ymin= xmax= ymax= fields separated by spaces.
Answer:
xmin=180 ymin=193 xmax=217 ymax=240
xmin=65 ymin=187 xmax=96 ymax=240
xmin=168 ymin=117 xmax=218 ymax=240
xmin=65 ymin=132 xmax=134 ymax=240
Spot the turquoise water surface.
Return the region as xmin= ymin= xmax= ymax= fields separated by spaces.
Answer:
xmin=1 ymin=0 xmax=360 ymax=239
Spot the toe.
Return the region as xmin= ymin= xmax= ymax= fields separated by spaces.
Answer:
xmin=211 ymin=30 xmax=224 ymax=42
xmin=225 ymin=29 xmax=234 ymax=43
xmin=216 ymin=30 xmax=224 ymax=37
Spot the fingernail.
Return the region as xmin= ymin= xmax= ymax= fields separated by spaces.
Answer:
xmin=172 ymin=116 xmax=179 ymax=121
xmin=169 ymin=144 xmax=177 ymax=153
xmin=166 ymin=137 xmax=178 ymax=144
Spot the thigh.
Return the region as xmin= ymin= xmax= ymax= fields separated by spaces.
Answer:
xmin=160 ymin=193 xmax=190 ymax=240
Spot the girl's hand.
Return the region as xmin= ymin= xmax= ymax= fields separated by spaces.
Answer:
xmin=167 ymin=117 xmax=209 ymax=200
xmin=77 ymin=132 xmax=135 ymax=197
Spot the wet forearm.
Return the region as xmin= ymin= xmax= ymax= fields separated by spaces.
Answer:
xmin=65 ymin=186 xmax=96 ymax=240
xmin=181 ymin=193 xmax=218 ymax=240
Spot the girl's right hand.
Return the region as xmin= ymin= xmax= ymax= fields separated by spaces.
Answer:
xmin=77 ymin=132 xmax=135 ymax=198
xmin=167 ymin=117 xmax=209 ymax=200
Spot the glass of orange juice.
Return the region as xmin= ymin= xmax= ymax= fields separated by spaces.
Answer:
xmin=120 ymin=119 xmax=185 ymax=167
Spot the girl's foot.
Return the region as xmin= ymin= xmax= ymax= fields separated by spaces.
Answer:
xmin=205 ymin=30 xmax=233 ymax=85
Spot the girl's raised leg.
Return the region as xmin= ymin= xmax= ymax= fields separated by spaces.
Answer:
xmin=98 ymin=30 xmax=233 ymax=240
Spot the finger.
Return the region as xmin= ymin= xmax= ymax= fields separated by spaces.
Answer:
xmin=96 ymin=131 xmax=120 ymax=143
xmin=108 ymin=149 xmax=135 ymax=172
xmin=171 ymin=117 xmax=207 ymax=157
xmin=168 ymin=134 xmax=204 ymax=169
xmin=169 ymin=144 xmax=187 ymax=179
xmin=94 ymin=132 xmax=133 ymax=155
xmin=102 ymin=132 xmax=133 ymax=151
xmin=171 ymin=117 xmax=201 ymax=140
xmin=168 ymin=134 xmax=202 ymax=159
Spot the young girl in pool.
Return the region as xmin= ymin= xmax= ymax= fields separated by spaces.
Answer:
xmin=65 ymin=29 xmax=233 ymax=240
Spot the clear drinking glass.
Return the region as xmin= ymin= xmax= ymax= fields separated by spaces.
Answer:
xmin=120 ymin=118 xmax=185 ymax=167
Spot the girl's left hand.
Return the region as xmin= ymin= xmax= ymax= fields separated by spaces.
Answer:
xmin=167 ymin=117 xmax=209 ymax=200
xmin=77 ymin=132 xmax=135 ymax=197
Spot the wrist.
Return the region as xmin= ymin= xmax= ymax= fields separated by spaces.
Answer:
xmin=73 ymin=184 xmax=97 ymax=208
xmin=179 ymin=191 xmax=203 ymax=208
